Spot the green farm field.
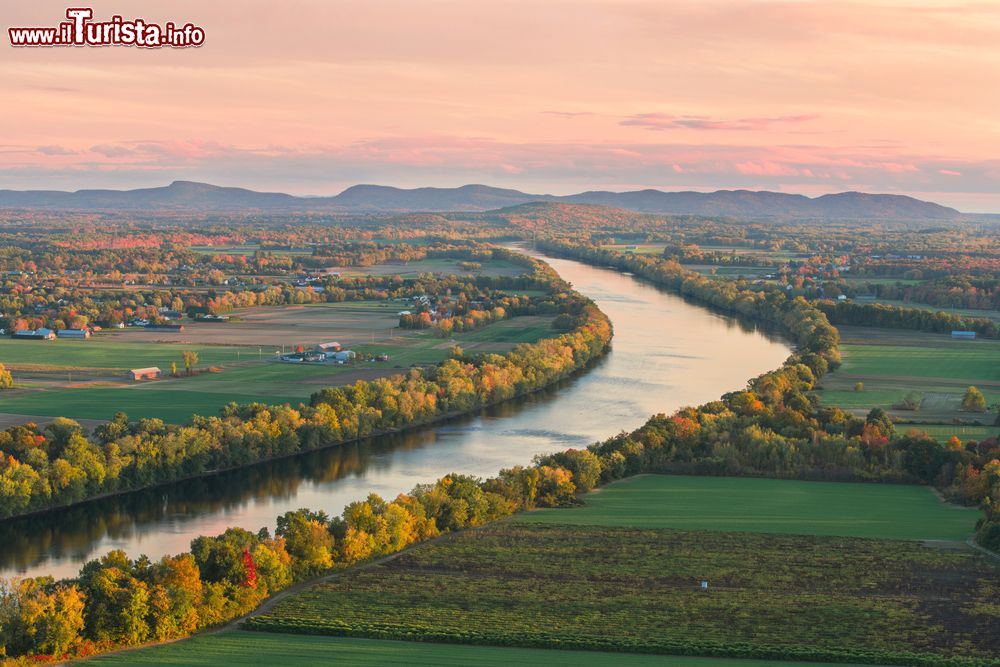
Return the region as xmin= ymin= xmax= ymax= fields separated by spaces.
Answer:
xmin=841 ymin=277 xmax=924 ymax=286
xmin=0 ymin=314 xmax=556 ymax=423
xmin=600 ymin=243 xmax=666 ymax=255
xmin=78 ymin=631 xmax=873 ymax=667
xmin=0 ymin=338 xmax=250 ymax=372
xmin=815 ymin=326 xmax=1000 ymax=424
xmin=683 ymin=265 xmax=773 ymax=278
xmin=190 ymin=244 xmax=313 ymax=256
xmin=861 ymin=298 xmax=1000 ymax=322
xmin=514 ymin=474 xmax=980 ymax=540
xmin=249 ymin=482 xmax=998 ymax=663
xmin=330 ymin=257 xmax=529 ymax=279
xmin=903 ymin=423 xmax=999 ymax=444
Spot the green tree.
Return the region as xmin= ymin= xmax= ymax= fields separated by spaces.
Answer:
xmin=962 ymin=386 xmax=987 ymax=412
xmin=275 ymin=509 xmax=333 ymax=577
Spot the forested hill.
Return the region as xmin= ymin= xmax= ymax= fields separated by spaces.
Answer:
xmin=0 ymin=180 xmax=961 ymax=220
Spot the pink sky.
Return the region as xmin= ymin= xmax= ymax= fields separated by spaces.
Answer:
xmin=4 ymin=0 xmax=1000 ymax=211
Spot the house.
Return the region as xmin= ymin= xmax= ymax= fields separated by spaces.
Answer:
xmin=13 ymin=328 xmax=56 ymax=340
xmin=57 ymin=328 xmax=91 ymax=339
xmin=129 ymin=367 xmax=161 ymax=381
xmin=952 ymin=331 xmax=977 ymax=339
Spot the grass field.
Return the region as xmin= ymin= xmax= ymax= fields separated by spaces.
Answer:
xmin=513 ymin=474 xmax=980 ymax=540
xmin=0 ymin=338 xmax=249 ymax=372
xmin=328 ymin=258 xmax=529 ymax=279
xmin=190 ymin=244 xmax=313 ymax=256
xmin=903 ymin=423 xmax=998 ymax=443
xmin=600 ymin=243 xmax=666 ymax=255
xmin=815 ymin=326 xmax=1000 ymax=425
xmin=841 ymin=278 xmax=925 ymax=286
xmin=78 ymin=631 xmax=873 ymax=667
xmin=861 ymin=298 xmax=1000 ymax=322
xmin=0 ymin=313 xmax=556 ymax=423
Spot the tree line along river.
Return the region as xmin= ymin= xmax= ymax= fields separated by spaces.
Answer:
xmin=0 ymin=251 xmax=791 ymax=579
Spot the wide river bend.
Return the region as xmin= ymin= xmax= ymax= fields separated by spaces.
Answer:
xmin=0 ymin=251 xmax=790 ymax=579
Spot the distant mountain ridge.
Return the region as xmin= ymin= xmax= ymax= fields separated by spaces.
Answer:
xmin=0 ymin=180 xmax=962 ymax=220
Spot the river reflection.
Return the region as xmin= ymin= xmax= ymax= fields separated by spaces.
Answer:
xmin=1 ymin=252 xmax=791 ymax=579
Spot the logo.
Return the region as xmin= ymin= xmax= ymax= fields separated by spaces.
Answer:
xmin=9 ymin=8 xmax=205 ymax=48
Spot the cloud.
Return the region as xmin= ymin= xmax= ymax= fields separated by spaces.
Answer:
xmin=90 ymin=144 xmax=138 ymax=158
xmin=938 ymin=168 xmax=961 ymax=176
xmin=734 ymin=161 xmax=801 ymax=177
xmin=541 ymin=111 xmax=595 ymax=119
xmin=621 ymin=113 xmax=818 ymax=131
xmin=36 ymin=145 xmax=77 ymax=156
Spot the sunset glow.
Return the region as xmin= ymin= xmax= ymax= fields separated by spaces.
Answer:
xmin=5 ymin=0 xmax=1000 ymax=211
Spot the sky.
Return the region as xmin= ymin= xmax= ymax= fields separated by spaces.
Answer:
xmin=3 ymin=0 xmax=1000 ymax=212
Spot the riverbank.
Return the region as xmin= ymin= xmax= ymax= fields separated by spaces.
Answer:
xmin=1 ymin=250 xmax=791 ymax=580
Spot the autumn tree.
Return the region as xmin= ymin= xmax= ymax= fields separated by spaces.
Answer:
xmin=18 ymin=581 xmax=85 ymax=657
xmin=0 ymin=363 xmax=12 ymax=391
xmin=182 ymin=351 xmax=199 ymax=375
xmin=962 ymin=386 xmax=987 ymax=412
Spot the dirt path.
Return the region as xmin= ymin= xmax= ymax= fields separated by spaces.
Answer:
xmin=966 ymin=538 xmax=1000 ymax=562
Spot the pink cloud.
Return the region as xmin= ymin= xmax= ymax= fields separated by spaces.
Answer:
xmin=734 ymin=161 xmax=801 ymax=176
xmin=621 ymin=113 xmax=818 ymax=131
xmin=541 ymin=111 xmax=595 ymax=119
xmin=36 ymin=145 xmax=77 ymax=156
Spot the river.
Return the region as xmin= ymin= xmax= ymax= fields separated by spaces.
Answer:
xmin=0 ymin=251 xmax=791 ymax=579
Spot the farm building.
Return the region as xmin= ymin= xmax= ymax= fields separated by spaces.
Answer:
xmin=951 ymin=330 xmax=977 ymax=339
xmin=13 ymin=328 xmax=56 ymax=340
xmin=129 ymin=367 xmax=161 ymax=381
xmin=332 ymin=350 xmax=357 ymax=363
xmin=317 ymin=342 xmax=342 ymax=352
xmin=57 ymin=328 xmax=91 ymax=339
